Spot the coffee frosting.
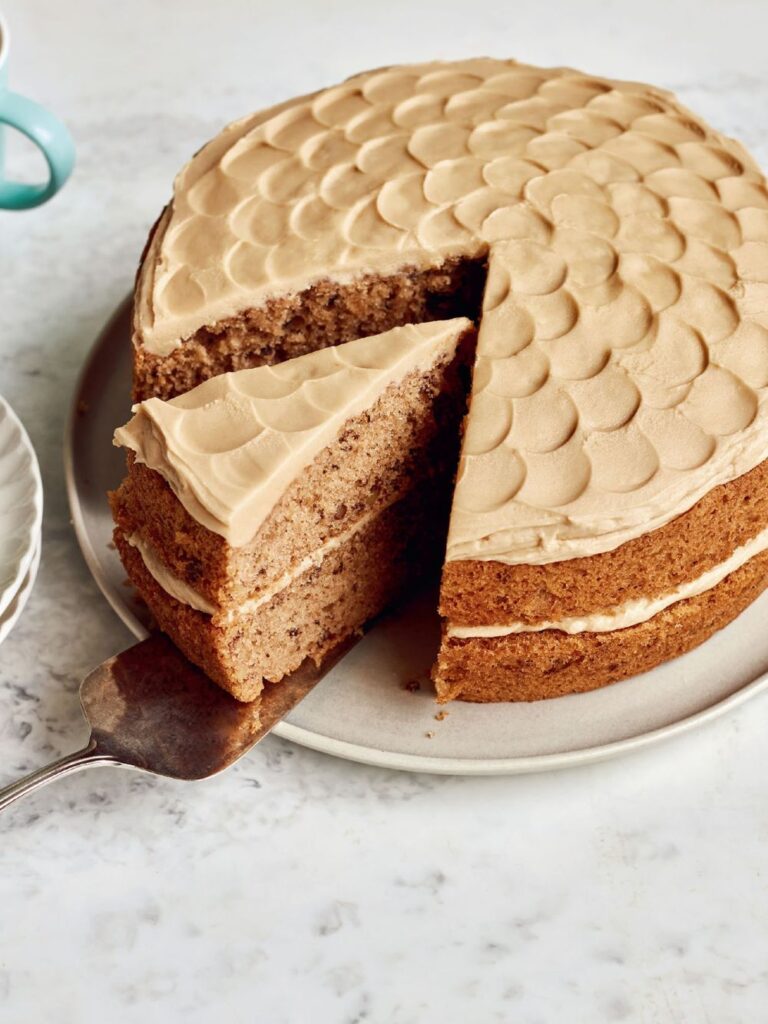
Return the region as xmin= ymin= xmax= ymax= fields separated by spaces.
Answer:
xmin=127 ymin=532 xmax=217 ymax=615
xmin=134 ymin=58 xmax=768 ymax=565
xmin=446 ymin=239 xmax=768 ymax=563
xmin=115 ymin=319 xmax=470 ymax=546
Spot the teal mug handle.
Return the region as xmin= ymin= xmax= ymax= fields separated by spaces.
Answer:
xmin=0 ymin=90 xmax=75 ymax=209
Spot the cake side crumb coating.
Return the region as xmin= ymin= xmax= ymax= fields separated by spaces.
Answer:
xmin=434 ymin=548 xmax=768 ymax=702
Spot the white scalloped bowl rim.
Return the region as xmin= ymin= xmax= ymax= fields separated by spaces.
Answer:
xmin=0 ymin=396 xmax=43 ymax=617
xmin=0 ymin=536 xmax=41 ymax=646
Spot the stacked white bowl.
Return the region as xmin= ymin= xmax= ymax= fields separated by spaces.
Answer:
xmin=0 ymin=396 xmax=42 ymax=647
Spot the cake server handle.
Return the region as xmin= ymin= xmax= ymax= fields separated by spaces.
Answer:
xmin=0 ymin=633 xmax=356 ymax=818
xmin=0 ymin=738 xmax=117 ymax=813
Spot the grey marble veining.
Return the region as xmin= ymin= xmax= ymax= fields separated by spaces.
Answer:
xmin=2 ymin=1 xmax=768 ymax=1020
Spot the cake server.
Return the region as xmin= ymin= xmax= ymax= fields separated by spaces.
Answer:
xmin=0 ymin=633 xmax=352 ymax=814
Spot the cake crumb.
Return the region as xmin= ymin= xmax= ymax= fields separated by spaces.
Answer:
xmin=402 ymin=679 xmax=421 ymax=693
xmin=425 ymin=730 xmax=435 ymax=739
xmin=434 ymin=710 xmax=449 ymax=721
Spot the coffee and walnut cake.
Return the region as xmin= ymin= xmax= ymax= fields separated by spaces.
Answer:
xmin=113 ymin=58 xmax=768 ymax=702
xmin=112 ymin=320 xmax=473 ymax=700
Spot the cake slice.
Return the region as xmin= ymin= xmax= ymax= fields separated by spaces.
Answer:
xmin=111 ymin=318 xmax=474 ymax=701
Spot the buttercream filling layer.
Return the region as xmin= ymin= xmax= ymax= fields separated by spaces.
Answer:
xmin=447 ymin=525 xmax=768 ymax=638
xmin=127 ymin=504 xmax=384 ymax=621
xmin=127 ymin=533 xmax=217 ymax=614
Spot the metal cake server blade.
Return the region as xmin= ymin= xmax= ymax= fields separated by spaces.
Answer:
xmin=0 ymin=633 xmax=354 ymax=814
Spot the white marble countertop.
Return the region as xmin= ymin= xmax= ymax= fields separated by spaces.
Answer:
xmin=2 ymin=1 xmax=768 ymax=1019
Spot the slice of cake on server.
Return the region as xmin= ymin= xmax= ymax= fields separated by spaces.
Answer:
xmin=111 ymin=319 xmax=474 ymax=701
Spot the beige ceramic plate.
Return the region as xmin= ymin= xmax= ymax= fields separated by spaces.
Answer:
xmin=64 ymin=298 xmax=768 ymax=775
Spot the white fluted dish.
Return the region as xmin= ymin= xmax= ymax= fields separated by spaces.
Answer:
xmin=0 ymin=538 xmax=41 ymax=646
xmin=0 ymin=396 xmax=43 ymax=621
xmin=64 ymin=298 xmax=768 ymax=776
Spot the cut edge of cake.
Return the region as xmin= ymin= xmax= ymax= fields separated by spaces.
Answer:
xmin=112 ymin=317 xmax=476 ymax=700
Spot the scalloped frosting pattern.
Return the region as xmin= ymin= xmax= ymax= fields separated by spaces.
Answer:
xmin=115 ymin=319 xmax=470 ymax=547
xmin=136 ymin=58 xmax=768 ymax=565
xmin=447 ymin=234 xmax=768 ymax=563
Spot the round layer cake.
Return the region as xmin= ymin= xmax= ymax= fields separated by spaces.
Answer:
xmin=126 ymin=58 xmax=768 ymax=702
